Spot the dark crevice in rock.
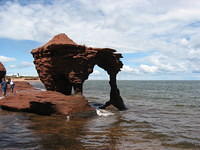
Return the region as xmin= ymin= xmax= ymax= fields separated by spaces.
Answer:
xmin=0 ymin=105 xmax=29 ymax=113
xmin=29 ymin=102 xmax=56 ymax=115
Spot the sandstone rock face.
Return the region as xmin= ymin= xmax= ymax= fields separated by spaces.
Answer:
xmin=0 ymin=62 xmax=6 ymax=82
xmin=0 ymin=81 xmax=93 ymax=115
xmin=31 ymin=33 xmax=126 ymax=110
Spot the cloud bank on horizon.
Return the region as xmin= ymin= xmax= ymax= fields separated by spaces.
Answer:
xmin=0 ymin=0 xmax=200 ymax=79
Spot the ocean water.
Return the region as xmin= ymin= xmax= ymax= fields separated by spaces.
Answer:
xmin=0 ymin=80 xmax=200 ymax=150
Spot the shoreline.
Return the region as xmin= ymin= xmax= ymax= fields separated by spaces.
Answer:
xmin=6 ymin=77 xmax=40 ymax=82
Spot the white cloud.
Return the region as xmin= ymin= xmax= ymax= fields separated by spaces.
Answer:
xmin=20 ymin=61 xmax=34 ymax=67
xmin=121 ymin=65 xmax=141 ymax=74
xmin=93 ymin=70 xmax=101 ymax=75
xmin=7 ymin=61 xmax=37 ymax=76
xmin=0 ymin=56 xmax=16 ymax=62
xmin=8 ymin=61 xmax=33 ymax=69
xmin=9 ymin=65 xmax=16 ymax=68
xmin=139 ymin=64 xmax=158 ymax=73
xmin=89 ymin=69 xmax=108 ymax=80
xmin=0 ymin=0 xmax=199 ymax=52
xmin=1 ymin=0 xmax=200 ymax=78
xmin=122 ymin=65 xmax=134 ymax=73
xmin=133 ymin=53 xmax=188 ymax=73
xmin=122 ymin=64 xmax=158 ymax=74
xmin=180 ymin=38 xmax=189 ymax=46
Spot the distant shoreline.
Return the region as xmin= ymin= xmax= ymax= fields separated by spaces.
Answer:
xmin=5 ymin=77 xmax=40 ymax=81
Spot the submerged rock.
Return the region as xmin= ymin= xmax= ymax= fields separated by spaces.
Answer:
xmin=31 ymin=33 xmax=126 ymax=110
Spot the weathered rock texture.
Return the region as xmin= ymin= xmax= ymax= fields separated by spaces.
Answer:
xmin=0 ymin=62 xmax=6 ymax=82
xmin=0 ymin=81 xmax=93 ymax=115
xmin=31 ymin=33 xmax=126 ymax=110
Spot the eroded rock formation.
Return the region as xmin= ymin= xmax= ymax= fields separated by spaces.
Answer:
xmin=0 ymin=81 xmax=93 ymax=115
xmin=31 ymin=33 xmax=126 ymax=110
xmin=0 ymin=62 xmax=6 ymax=82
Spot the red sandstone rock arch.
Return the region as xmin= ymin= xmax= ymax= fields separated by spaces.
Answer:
xmin=31 ymin=34 xmax=126 ymax=110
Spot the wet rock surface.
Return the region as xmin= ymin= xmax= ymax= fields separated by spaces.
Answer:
xmin=31 ymin=33 xmax=126 ymax=110
xmin=0 ymin=81 xmax=94 ymax=116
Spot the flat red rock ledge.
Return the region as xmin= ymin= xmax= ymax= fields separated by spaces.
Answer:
xmin=0 ymin=81 xmax=94 ymax=116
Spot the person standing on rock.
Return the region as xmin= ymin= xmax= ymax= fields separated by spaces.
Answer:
xmin=10 ymin=79 xmax=15 ymax=93
xmin=1 ymin=78 xmax=8 ymax=96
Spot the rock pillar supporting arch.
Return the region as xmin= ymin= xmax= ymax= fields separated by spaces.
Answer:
xmin=95 ymin=50 xmax=127 ymax=110
xmin=97 ymin=72 xmax=126 ymax=110
xmin=109 ymin=73 xmax=126 ymax=110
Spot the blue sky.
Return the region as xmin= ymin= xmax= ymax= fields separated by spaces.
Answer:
xmin=0 ymin=0 xmax=200 ymax=80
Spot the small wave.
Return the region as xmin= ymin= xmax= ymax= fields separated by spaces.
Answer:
xmin=35 ymin=88 xmax=46 ymax=91
xmin=174 ymin=104 xmax=200 ymax=108
xmin=86 ymin=96 xmax=100 ymax=100
xmin=163 ymin=141 xmax=200 ymax=149
xmin=96 ymin=109 xmax=115 ymax=117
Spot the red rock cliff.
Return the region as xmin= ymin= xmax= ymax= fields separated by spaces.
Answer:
xmin=31 ymin=33 xmax=126 ymax=110
xmin=0 ymin=62 xmax=6 ymax=82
